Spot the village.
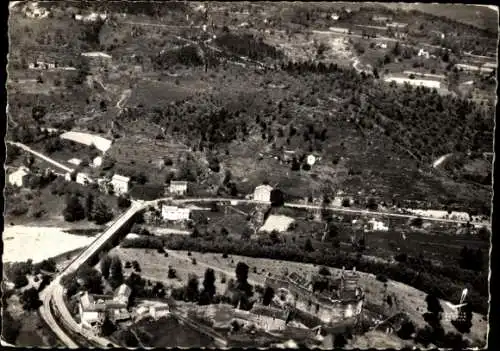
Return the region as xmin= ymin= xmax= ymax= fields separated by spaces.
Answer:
xmin=4 ymin=1 xmax=494 ymax=349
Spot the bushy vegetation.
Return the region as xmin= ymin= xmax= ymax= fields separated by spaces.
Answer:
xmin=215 ymin=33 xmax=284 ymax=62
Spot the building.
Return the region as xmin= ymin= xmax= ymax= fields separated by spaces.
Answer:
xmin=254 ymin=184 xmax=273 ymax=202
xmin=76 ymin=172 xmax=93 ymax=185
xmin=330 ymin=13 xmax=340 ymax=21
xmin=168 ymin=181 xmax=188 ymax=196
xmin=114 ymin=284 xmax=132 ymax=305
xmin=79 ymin=284 xmax=132 ymax=334
xmin=366 ymin=219 xmax=389 ymax=232
xmin=92 ymin=156 xmax=103 ymax=168
xmin=264 ymin=267 xmax=364 ymax=325
xmin=418 ymin=49 xmax=430 ymax=59
xmin=78 ymin=292 xmax=107 ymax=334
xmin=8 ymin=166 xmax=30 ymax=187
xmin=372 ymin=15 xmax=392 ymax=22
xmin=282 ymin=150 xmax=296 ymax=163
xmin=111 ymin=174 xmax=130 ymax=195
xmin=386 ymin=22 xmax=408 ymax=29
xmin=161 ymin=205 xmax=191 ymax=221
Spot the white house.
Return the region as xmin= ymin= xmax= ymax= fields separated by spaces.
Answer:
xmin=254 ymin=184 xmax=273 ymax=202
xmin=92 ymin=156 xmax=103 ymax=168
xmin=330 ymin=13 xmax=340 ymax=21
xmin=111 ymin=174 xmax=130 ymax=195
xmin=8 ymin=166 xmax=30 ymax=187
xmin=161 ymin=205 xmax=191 ymax=221
xmin=418 ymin=48 xmax=430 ymax=59
xmin=76 ymin=172 xmax=93 ymax=185
xmin=169 ymin=181 xmax=188 ymax=195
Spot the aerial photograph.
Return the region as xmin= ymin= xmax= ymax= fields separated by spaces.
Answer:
xmin=2 ymin=1 xmax=497 ymax=349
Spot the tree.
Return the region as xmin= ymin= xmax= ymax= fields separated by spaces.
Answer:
xmin=63 ymin=195 xmax=85 ymax=222
xmin=333 ymin=334 xmax=347 ymax=348
xmin=397 ymin=321 xmax=416 ymax=339
xmin=117 ymin=195 xmax=131 ymax=209
xmin=108 ymin=256 xmax=124 ymax=289
xmin=21 ymin=287 xmax=42 ymax=310
xmin=199 ymin=268 xmax=216 ymax=305
xmin=318 ymin=266 xmax=331 ymax=276
xmin=14 ymin=273 xmax=29 ymax=289
xmin=304 ymin=238 xmax=314 ymax=252
xmin=2 ymin=311 xmax=21 ymax=344
xmin=32 ymin=105 xmax=47 ymax=122
xmin=84 ymin=192 xmax=94 ymax=220
xmin=366 ymin=198 xmax=378 ymax=210
xmin=100 ymin=254 xmax=112 ymax=279
xmin=77 ymin=264 xmax=103 ymax=294
xmin=92 ymin=198 xmax=113 ymax=225
xmin=262 ymin=286 xmax=275 ymax=306
xmin=100 ymin=316 xmax=116 ymax=337
xmin=185 ymin=274 xmax=200 ymax=302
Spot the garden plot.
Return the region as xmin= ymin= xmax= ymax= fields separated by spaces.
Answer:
xmin=259 ymin=215 xmax=295 ymax=233
xmin=60 ymin=131 xmax=112 ymax=152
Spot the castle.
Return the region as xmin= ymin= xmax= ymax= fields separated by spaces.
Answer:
xmin=264 ymin=267 xmax=364 ymax=325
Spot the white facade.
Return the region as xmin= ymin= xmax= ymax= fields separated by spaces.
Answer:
xmin=418 ymin=49 xmax=430 ymax=59
xmin=254 ymin=184 xmax=273 ymax=202
xmin=68 ymin=158 xmax=82 ymax=166
xmin=111 ymin=174 xmax=130 ymax=195
xmin=366 ymin=219 xmax=389 ymax=232
xmin=161 ymin=205 xmax=191 ymax=221
xmin=92 ymin=156 xmax=103 ymax=168
xmin=76 ymin=173 xmax=92 ymax=185
xmin=169 ymin=181 xmax=188 ymax=195
xmin=8 ymin=166 xmax=30 ymax=187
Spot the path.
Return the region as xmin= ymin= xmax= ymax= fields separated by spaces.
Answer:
xmin=7 ymin=141 xmax=73 ymax=173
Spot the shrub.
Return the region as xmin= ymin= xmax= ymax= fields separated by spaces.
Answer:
xmin=222 ymin=253 xmax=228 ymax=258
xmin=168 ymin=266 xmax=177 ymax=279
xmin=376 ymin=274 xmax=388 ymax=282
xmin=192 ymin=258 xmax=197 ymax=265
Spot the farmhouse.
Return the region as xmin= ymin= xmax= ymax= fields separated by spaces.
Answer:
xmin=111 ymin=174 xmax=130 ymax=195
xmin=168 ymin=180 xmax=188 ymax=195
xmin=254 ymin=184 xmax=273 ymax=202
xmin=8 ymin=166 xmax=30 ymax=187
xmin=161 ymin=205 xmax=191 ymax=221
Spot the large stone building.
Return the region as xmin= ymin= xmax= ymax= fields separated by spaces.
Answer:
xmin=264 ymin=267 xmax=364 ymax=325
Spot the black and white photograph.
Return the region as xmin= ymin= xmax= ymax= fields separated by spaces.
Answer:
xmin=2 ymin=1 xmax=497 ymax=349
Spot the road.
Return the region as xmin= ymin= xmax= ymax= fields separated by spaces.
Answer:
xmin=7 ymin=141 xmax=73 ymax=173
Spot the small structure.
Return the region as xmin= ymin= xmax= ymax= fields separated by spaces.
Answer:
xmin=418 ymin=48 xmax=430 ymax=59
xmin=254 ymin=184 xmax=273 ymax=202
xmin=330 ymin=13 xmax=340 ymax=21
xmin=306 ymin=155 xmax=317 ymax=166
xmin=68 ymin=158 xmax=82 ymax=166
xmin=366 ymin=219 xmax=389 ymax=232
xmin=168 ymin=181 xmax=188 ymax=196
xmin=161 ymin=205 xmax=191 ymax=221
xmin=76 ymin=172 xmax=93 ymax=185
xmin=114 ymin=284 xmax=132 ymax=305
xmin=8 ymin=166 xmax=30 ymax=187
xmin=375 ymin=43 xmax=388 ymax=49
xmin=92 ymin=156 xmax=103 ymax=168
xmin=283 ymin=150 xmax=296 ymax=163
xmin=386 ymin=22 xmax=408 ymax=29
xmin=111 ymin=174 xmax=130 ymax=195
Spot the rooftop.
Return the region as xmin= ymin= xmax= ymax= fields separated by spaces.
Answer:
xmin=112 ymin=174 xmax=130 ymax=182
